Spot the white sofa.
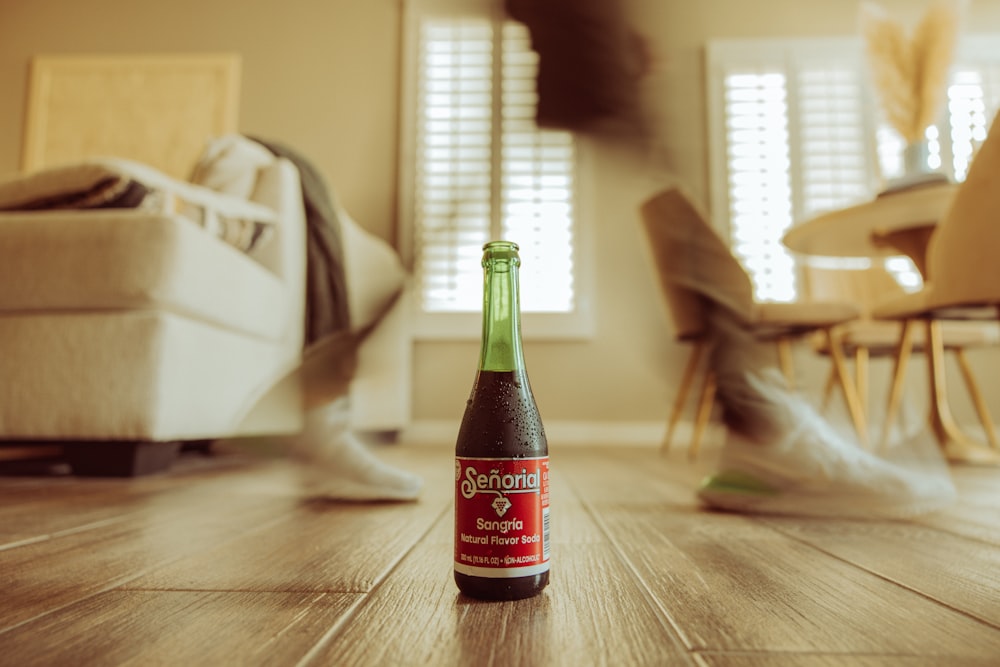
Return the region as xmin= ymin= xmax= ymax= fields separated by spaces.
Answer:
xmin=0 ymin=153 xmax=410 ymax=474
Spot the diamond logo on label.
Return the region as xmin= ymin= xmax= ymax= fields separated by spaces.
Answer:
xmin=492 ymin=496 xmax=512 ymax=517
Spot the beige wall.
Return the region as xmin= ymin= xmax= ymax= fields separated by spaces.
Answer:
xmin=0 ymin=0 xmax=402 ymax=242
xmin=3 ymin=0 xmax=1000 ymax=430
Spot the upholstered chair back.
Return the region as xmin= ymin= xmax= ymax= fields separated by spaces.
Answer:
xmin=925 ymin=110 xmax=1000 ymax=309
xmin=640 ymin=187 xmax=756 ymax=340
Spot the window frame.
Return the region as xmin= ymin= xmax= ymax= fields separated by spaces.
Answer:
xmin=398 ymin=0 xmax=594 ymax=341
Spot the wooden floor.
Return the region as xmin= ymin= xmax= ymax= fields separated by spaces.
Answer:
xmin=1 ymin=442 xmax=999 ymax=666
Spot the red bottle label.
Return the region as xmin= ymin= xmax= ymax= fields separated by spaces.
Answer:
xmin=454 ymin=456 xmax=550 ymax=578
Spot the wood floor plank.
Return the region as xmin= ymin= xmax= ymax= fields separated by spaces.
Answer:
xmin=695 ymin=653 xmax=998 ymax=666
xmin=916 ymin=503 xmax=1000 ymax=546
xmin=0 ymin=470 xmax=303 ymax=629
xmin=0 ymin=475 xmax=163 ymax=543
xmin=913 ymin=466 xmax=1000 ymax=546
xmin=123 ymin=448 xmax=453 ymax=595
xmin=760 ymin=516 xmax=1000 ymax=628
xmin=549 ymin=448 xmax=609 ymax=545
xmin=309 ymin=501 xmax=694 ymax=666
xmin=560 ymin=447 xmax=1000 ymax=659
xmin=0 ymin=589 xmax=360 ymax=667
xmin=123 ymin=496 xmax=450 ymax=594
xmin=0 ymin=490 xmax=132 ymax=543
xmin=0 ymin=453 xmax=286 ymax=543
xmin=3 ymin=443 xmax=999 ymax=666
xmin=950 ymin=466 xmax=1000 ymax=507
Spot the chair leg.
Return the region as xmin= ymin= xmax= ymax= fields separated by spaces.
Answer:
xmin=689 ymin=370 xmax=717 ymax=461
xmin=821 ymin=345 xmax=867 ymax=418
xmin=855 ymin=346 xmax=869 ymax=415
xmin=662 ymin=341 xmax=706 ymax=454
xmin=825 ymin=328 xmax=868 ymax=447
xmin=954 ymin=347 xmax=1000 ymax=450
xmin=923 ymin=320 xmax=1000 ymax=464
xmin=879 ymin=320 xmax=915 ymax=451
xmin=776 ymin=337 xmax=795 ymax=388
xmin=820 ymin=363 xmax=837 ymax=411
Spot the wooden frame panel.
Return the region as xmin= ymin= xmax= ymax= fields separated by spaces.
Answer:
xmin=22 ymin=53 xmax=240 ymax=179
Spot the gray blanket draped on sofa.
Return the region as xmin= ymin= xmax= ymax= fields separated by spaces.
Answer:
xmin=252 ymin=137 xmax=352 ymax=347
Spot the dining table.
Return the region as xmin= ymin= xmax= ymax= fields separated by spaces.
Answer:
xmin=783 ymin=178 xmax=1000 ymax=465
xmin=782 ymin=180 xmax=955 ymax=274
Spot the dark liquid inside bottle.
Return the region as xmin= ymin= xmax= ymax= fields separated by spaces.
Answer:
xmin=455 ymin=370 xmax=549 ymax=601
xmin=454 ymin=564 xmax=550 ymax=602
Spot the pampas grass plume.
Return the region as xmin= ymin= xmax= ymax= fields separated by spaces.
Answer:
xmin=860 ymin=0 xmax=966 ymax=143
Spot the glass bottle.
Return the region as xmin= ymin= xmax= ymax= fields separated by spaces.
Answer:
xmin=454 ymin=241 xmax=550 ymax=600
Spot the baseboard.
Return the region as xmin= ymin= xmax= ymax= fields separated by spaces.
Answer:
xmin=399 ymin=420 xmax=707 ymax=447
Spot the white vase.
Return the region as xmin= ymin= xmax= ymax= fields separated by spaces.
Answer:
xmin=903 ymin=140 xmax=931 ymax=177
xmin=884 ymin=139 xmax=947 ymax=193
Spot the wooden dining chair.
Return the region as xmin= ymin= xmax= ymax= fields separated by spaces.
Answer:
xmin=640 ymin=187 xmax=867 ymax=458
xmin=804 ymin=263 xmax=998 ymax=443
xmin=872 ymin=110 xmax=1000 ymax=464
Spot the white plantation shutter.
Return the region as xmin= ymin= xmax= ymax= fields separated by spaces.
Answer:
xmin=721 ymin=71 xmax=796 ymax=302
xmin=415 ymin=20 xmax=493 ymax=313
xmin=946 ymin=61 xmax=1000 ymax=181
xmin=709 ymin=37 xmax=1000 ymax=302
xmin=794 ymin=63 xmax=871 ymax=216
xmin=710 ymin=40 xmax=880 ymax=302
xmin=403 ymin=3 xmax=584 ymax=337
xmin=501 ymin=25 xmax=575 ymax=313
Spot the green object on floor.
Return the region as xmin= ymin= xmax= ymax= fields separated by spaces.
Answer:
xmin=699 ymin=470 xmax=779 ymax=496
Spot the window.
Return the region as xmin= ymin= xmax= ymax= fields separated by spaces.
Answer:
xmin=707 ymin=36 xmax=1000 ymax=302
xmin=400 ymin=0 xmax=590 ymax=339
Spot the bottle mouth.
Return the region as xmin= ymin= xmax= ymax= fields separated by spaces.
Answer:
xmin=482 ymin=240 xmax=521 ymax=268
xmin=483 ymin=240 xmax=519 ymax=252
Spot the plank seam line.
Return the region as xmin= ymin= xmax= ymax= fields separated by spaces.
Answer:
xmin=567 ymin=476 xmax=700 ymax=664
xmin=294 ymin=504 xmax=451 ymax=667
xmin=0 ymin=511 xmax=292 ymax=637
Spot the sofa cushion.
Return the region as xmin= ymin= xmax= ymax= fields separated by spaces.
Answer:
xmin=0 ymin=211 xmax=290 ymax=341
xmin=189 ymin=134 xmax=278 ymax=199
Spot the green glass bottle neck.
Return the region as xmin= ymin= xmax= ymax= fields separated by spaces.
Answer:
xmin=478 ymin=244 xmax=526 ymax=372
